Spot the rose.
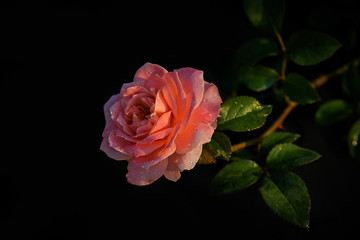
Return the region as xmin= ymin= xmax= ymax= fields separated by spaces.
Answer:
xmin=100 ymin=63 xmax=222 ymax=186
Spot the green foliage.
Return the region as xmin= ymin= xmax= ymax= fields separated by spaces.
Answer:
xmin=315 ymin=99 xmax=353 ymax=126
xmin=207 ymin=131 xmax=232 ymax=161
xmin=348 ymin=119 xmax=360 ymax=160
xmin=283 ymin=73 xmax=320 ymax=104
xmin=237 ymin=65 xmax=279 ymax=92
xmin=235 ymin=38 xmax=280 ymax=66
xmin=266 ymin=143 xmax=321 ymax=169
xmin=243 ymin=0 xmax=285 ymax=33
xmin=259 ymin=171 xmax=310 ymax=229
xmin=287 ymin=30 xmax=342 ymax=66
xmin=210 ymin=158 xmax=263 ymax=195
xmin=261 ymin=132 xmax=300 ymax=153
xmin=208 ymin=0 xmax=358 ymax=229
xmin=342 ymin=62 xmax=360 ymax=100
xmin=198 ymin=145 xmax=217 ymax=164
xmin=217 ymin=96 xmax=272 ymax=132
xmin=232 ymin=148 xmax=254 ymax=160
xmin=211 ymin=125 xmax=319 ymax=227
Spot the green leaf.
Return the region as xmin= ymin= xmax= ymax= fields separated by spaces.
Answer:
xmin=348 ymin=119 xmax=360 ymax=160
xmin=232 ymin=148 xmax=255 ymax=160
xmin=287 ymin=30 xmax=342 ymax=66
xmin=237 ymin=65 xmax=279 ymax=92
xmin=207 ymin=131 xmax=232 ymax=161
xmin=284 ymin=73 xmax=320 ymax=104
xmin=261 ymin=132 xmax=300 ymax=153
xmin=315 ymin=99 xmax=353 ymax=126
xmin=235 ymin=38 xmax=280 ymax=66
xmin=342 ymin=62 xmax=360 ymax=100
xmin=259 ymin=171 xmax=310 ymax=228
xmin=244 ymin=0 xmax=285 ymax=33
xmin=266 ymin=143 xmax=321 ymax=169
xmin=217 ymin=96 xmax=272 ymax=132
xmin=210 ymin=158 xmax=264 ymax=195
xmin=198 ymin=145 xmax=217 ymax=164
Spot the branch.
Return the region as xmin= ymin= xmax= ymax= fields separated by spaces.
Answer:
xmin=231 ymin=59 xmax=358 ymax=152
xmin=274 ymin=30 xmax=287 ymax=81
xmin=312 ymin=58 xmax=359 ymax=88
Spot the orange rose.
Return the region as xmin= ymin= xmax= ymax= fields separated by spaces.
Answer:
xmin=100 ymin=63 xmax=222 ymax=185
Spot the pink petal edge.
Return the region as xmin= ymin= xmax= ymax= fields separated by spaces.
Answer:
xmin=100 ymin=139 xmax=130 ymax=161
xmin=127 ymin=158 xmax=168 ymax=186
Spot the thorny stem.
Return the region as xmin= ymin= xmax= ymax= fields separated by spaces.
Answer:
xmin=231 ymin=58 xmax=359 ymax=153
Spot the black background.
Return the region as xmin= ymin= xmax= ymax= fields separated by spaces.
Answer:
xmin=2 ymin=0 xmax=360 ymax=239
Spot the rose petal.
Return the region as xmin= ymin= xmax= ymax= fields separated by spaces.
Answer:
xmin=163 ymin=72 xmax=186 ymax=112
xmin=109 ymin=100 xmax=122 ymax=122
xmin=191 ymin=106 xmax=214 ymax=125
xmin=102 ymin=94 xmax=120 ymax=139
xmin=199 ymin=82 xmax=222 ymax=121
xmin=178 ymin=92 xmax=197 ymax=131
xmin=108 ymin=130 xmax=132 ymax=153
xmin=132 ymin=123 xmax=181 ymax=168
xmin=144 ymin=72 xmax=174 ymax=96
xmin=119 ymin=82 xmax=145 ymax=108
xmin=175 ymin=67 xmax=204 ymax=109
xmin=138 ymin=127 xmax=173 ymax=144
xmin=123 ymin=85 xmax=144 ymax=97
xmin=116 ymin=112 xmax=135 ymax=136
xmin=163 ymin=158 xmax=181 ymax=182
xmin=127 ymin=159 xmax=168 ymax=186
xmin=175 ymin=121 xmax=214 ymax=154
xmin=174 ymin=82 xmax=221 ymax=154
xmin=154 ymin=89 xmax=170 ymax=114
xmin=115 ymin=128 xmax=138 ymax=143
xmin=150 ymin=111 xmax=172 ymax=134
xmin=127 ymin=91 xmax=154 ymax=108
xmin=168 ymin=144 xmax=203 ymax=172
xmin=134 ymin=120 xmax=153 ymax=136
xmin=159 ymin=120 xmax=181 ymax=155
xmin=134 ymin=62 xmax=168 ymax=83
xmin=100 ymin=139 xmax=131 ymax=161
xmin=160 ymin=87 xmax=177 ymax=118
xmin=125 ymin=139 xmax=166 ymax=157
